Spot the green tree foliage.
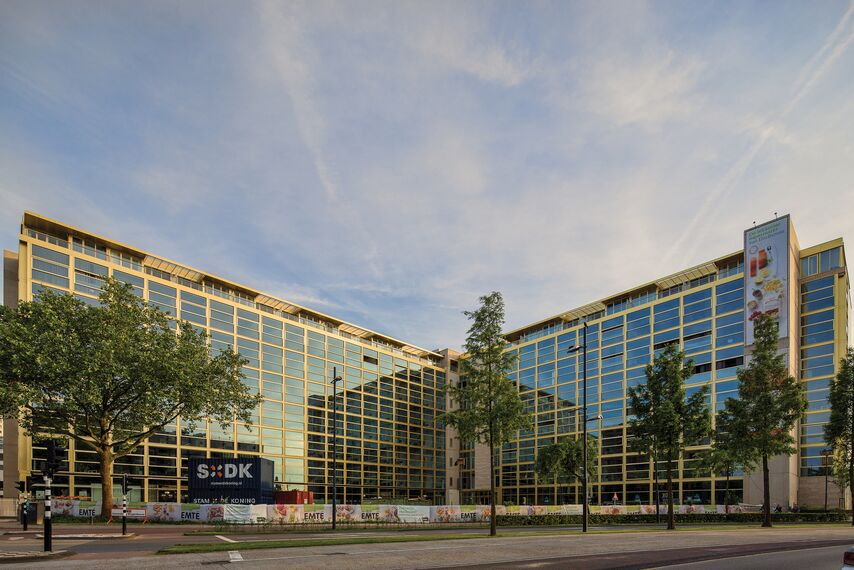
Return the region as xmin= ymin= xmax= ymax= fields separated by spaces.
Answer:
xmin=716 ymin=314 xmax=806 ymax=527
xmin=0 ymin=279 xmax=260 ymax=513
xmin=441 ymin=292 xmax=531 ymax=536
xmin=628 ymin=344 xmax=710 ymax=530
xmin=698 ymin=432 xmax=751 ymax=512
xmin=535 ymin=435 xmax=598 ymax=486
xmin=825 ymin=347 xmax=854 ymax=524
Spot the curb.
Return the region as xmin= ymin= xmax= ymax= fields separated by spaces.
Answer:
xmin=0 ymin=551 xmax=73 ymax=565
xmin=34 ymin=533 xmax=136 ymax=540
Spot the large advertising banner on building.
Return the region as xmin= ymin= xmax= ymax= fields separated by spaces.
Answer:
xmin=187 ymin=457 xmax=275 ymax=504
xmin=744 ymin=217 xmax=789 ymax=346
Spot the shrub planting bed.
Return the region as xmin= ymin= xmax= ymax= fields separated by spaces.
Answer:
xmin=496 ymin=511 xmax=849 ymax=526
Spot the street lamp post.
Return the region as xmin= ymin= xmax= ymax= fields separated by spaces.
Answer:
xmin=568 ymin=322 xmax=590 ymax=533
xmin=652 ymin=446 xmax=661 ymax=524
xmin=822 ymin=449 xmax=831 ymax=512
xmin=454 ymin=458 xmax=464 ymax=504
xmin=331 ymin=367 xmax=342 ymax=530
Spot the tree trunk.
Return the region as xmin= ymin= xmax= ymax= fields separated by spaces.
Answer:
xmin=849 ymin=460 xmax=853 ymax=526
xmin=489 ymin=426 xmax=497 ymax=537
xmin=99 ymin=448 xmax=115 ymax=517
xmin=762 ymin=454 xmax=772 ymax=527
xmin=666 ymin=458 xmax=675 ymax=530
xmin=724 ymin=472 xmax=731 ymax=514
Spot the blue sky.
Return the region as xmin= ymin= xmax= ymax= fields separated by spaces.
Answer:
xmin=1 ymin=1 xmax=853 ymax=350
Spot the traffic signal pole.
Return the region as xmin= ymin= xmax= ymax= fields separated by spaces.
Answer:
xmin=43 ymin=476 xmax=52 ymax=552
xmin=21 ymin=498 xmax=28 ymax=531
xmin=122 ymin=474 xmax=128 ymax=536
xmin=42 ymin=439 xmax=62 ymax=552
xmin=16 ymin=480 xmax=28 ymax=530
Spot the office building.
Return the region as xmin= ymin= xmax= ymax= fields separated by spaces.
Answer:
xmin=2 ymin=213 xmax=849 ymax=509
xmin=3 ymin=213 xmax=451 ymax=503
xmin=457 ymin=216 xmax=848 ymax=509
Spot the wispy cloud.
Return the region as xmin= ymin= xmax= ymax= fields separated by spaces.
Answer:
xmin=664 ymin=0 xmax=854 ymax=267
xmin=1 ymin=0 xmax=853 ymax=347
xmin=259 ymin=0 xmax=339 ymax=200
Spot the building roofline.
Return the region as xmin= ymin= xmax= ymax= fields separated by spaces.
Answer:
xmin=21 ymin=211 xmax=442 ymax=360
xmin=504 ymin=234 xmax=847 ymax=342
xmin=503 ymin=249 xmax=744 ymax=341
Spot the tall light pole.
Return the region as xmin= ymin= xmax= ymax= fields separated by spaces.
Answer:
xmin=652 ymin=451 xmax=661 ymax=524
xmin=454 ymin=458 xmax=464 ymax=504
xmin=822 ymin=449 xmax=831 ymax=512
xmin=567 ymin=322 xmax=590 ymax=532
xmin=331 ymin=367 xmax=342 ymax=530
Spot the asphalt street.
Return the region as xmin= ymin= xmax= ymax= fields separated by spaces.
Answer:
xmin=661 ymin=544 xmax=844 ymax=570
xmin=1 ymin=524 xmax=852 ymax=569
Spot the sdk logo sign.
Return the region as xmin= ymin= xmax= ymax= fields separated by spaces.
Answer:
xmin=197 ymin=463 xmax=253 ymax=480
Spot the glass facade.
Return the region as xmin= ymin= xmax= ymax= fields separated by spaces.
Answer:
xmin=20 ymin=220 xmax=447 ymax=504
xmin=462 ymin=242 xmax=848 ymax=507
xmin=7 ymin=215 xmax=850 ymax=508
xmin=798 ymin=246 xmax=845 ymax=477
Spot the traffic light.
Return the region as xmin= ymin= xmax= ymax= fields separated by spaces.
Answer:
xmin=45 ymin=441 xmax=56 ymax=477
xmin=14 ymin=481 xmax=25 ymax=493
xmin=43 ymin=440 xmax=66 ymax=477
xmin=25 ymin=476 xmax=33 ymax=492
xmin=55 ymin=444 xmax=67 ymax=472
xmin=121 ymin=474 xmax=128 ymax=495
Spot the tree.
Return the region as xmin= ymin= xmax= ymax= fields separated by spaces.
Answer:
xmin=0 ymin=279 xmax=260 ymax=513
xmin=440 ymin=292 xmax=531 ymax=536
xmin=699 ymin=429 xmax=751 ymax=513
xmin=628 ymin=344 xmax=710 ymax=530
xmin=716 ymin=314 xmax=806 ymax=527
xmin=825 ymin=347 xmax=854 ymax=524
xmin=828 ymin=439 xmax=850 ymax=510
xmin=535 ymin=435 xmax=598 ymax=498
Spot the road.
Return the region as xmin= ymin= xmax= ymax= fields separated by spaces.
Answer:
xmin=662 ymin=544 xmax=843 ymax=569
xmin=1 ymin=524 xmax=852 ymax=569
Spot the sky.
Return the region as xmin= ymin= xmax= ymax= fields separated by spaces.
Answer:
xmin=1 ymin=0 xmax=853 ymax=351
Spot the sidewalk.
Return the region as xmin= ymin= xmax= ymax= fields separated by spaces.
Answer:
xmin=0 ymin=550 xmax=72 ymax=564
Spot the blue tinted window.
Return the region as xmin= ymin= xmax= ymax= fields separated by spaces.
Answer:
xmin=149 ymin=281 xmax=176 ymax=297
xmin=654 ymin=329 xmax=679 ymax=345
xmin=684 ymin=288 xmax=712 ymax=304
xmin=628 ymin=307 xmax=650 ymax=320
xmin=716 ymin=279 xmax=742 ymax=295
xmin=684 ymin=320 xmax=712 ymax=336
xmin=802 ymin=276 xmax=833 ymax=293
xmin=75 ymin=258 xmax=108 ymax=276
xmin=716 ymin=312 xmax=743 ymax=327
xmin=715 ymin=345 xmax=743 ymax=360
xmin=182 ymin=291 xmax=206 ymax=306
xmin=33 ymin=244 xmax=69 ymax=265
xmin=654 ymin=299 xmax=679 ymax=313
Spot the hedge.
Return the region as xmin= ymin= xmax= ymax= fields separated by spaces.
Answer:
xmin=496 ymin=511 xmax=849 ymax=526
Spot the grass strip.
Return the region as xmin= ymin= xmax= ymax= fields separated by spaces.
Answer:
xmin=159 ymin=533 xmax=489 ymax=554
xmin=161 ymin=523 xmax=854 ymax=554
xmin=185 ymin=524 xmax=488 ymax=536
xmin=185 ymin=520 xmax=850 ymax=536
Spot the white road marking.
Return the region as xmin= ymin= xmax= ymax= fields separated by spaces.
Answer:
xmin=228 ymin=550 xmax=243 ymax=562
xmin=8 ymin=537 xmax=23 ymax=541
xmin=216 ymin=535 xmax=237 ymax=543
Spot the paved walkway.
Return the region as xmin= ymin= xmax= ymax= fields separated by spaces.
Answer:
xmin=0 ymin=550 xmax=70 ymax=564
